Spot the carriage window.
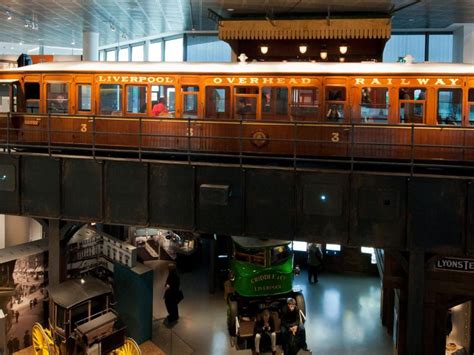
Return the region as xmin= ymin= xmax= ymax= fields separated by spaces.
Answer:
xmin=25 ymin=82 xmax=40 ymax=113
xmin=182 ymin=85 xmax=199 ymax=118
xmin=361 ymin=87 xmax=389 ymax=124
xmin=437 ymin=89 xmax=462 ymax=125
xmin=77 ymin=84 xmax=91 ymax=112
xmin=71 ymin=301 xmax=90 ymax=327
xmin=0 ymin=84 xmax=10 ymax=112
xmin=262 ymin=87 xmax=288 ymax=120
xmin=326 ymin=86 xmax=346 ymax=101
xmin=205 ymin=86 xmax=230 ymax=119
xmin=151 ymin=85 xmax=175 ymax=117
xmin=235 ymin=97 xmax=257 ymax=120
xmin=234 ymin=244 xmax=266 ymax=266
xmin=270 ymin=245 xmax=291 ymax=265
xmin=235 ymin=87 xmax=259 ymax=95
xmin=47 ymin=83 xmax=69 ymax=114
xmin=56 ymin=306 xmax=65 ymax=330
xmin=126 ymin=86 xmax=147 ymax=114
xmin=291 ymin=87 xmax=319 ymax=120
xmin=100 ymin=84 xmax=122 ymax=115
xmin=325 ymin=87 xmax=345 ymax=122
xmin=468 ymin=89 xmax=474 ymax=125
xmin=399 ymin=88 xmax=426 ymax=124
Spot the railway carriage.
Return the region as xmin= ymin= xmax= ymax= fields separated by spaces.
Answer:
xmin=0 ymin=61 xmax=474 ymax=164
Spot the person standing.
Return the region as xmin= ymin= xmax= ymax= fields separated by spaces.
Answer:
xmin=307 ymin=243 xmax=323 ymax=284
xmin=15 ymin=310 xmax=19 ymax=323
xmin=24 ymin=330 xmax=31 ymax=348
xmin=164 ymin=263 xmax=180 ymax=324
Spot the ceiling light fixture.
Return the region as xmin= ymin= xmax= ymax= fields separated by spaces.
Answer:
xmin=299 ymin=44 xmax=308 ymax=54
xmin=110 ymin=23 xmax=116 ymax=32
xmin=260 ymin=44 xmax=269 ymax=55
xmin=339 ymin=43 xmax=348 ymax=55
xmin=227 ymin=8 xmax=234 ymax=12
xmin=6 ymin=11 xmax=12 ymax=20
xmin=339 ymin=57 xmax=345 ymax=62
xmin=320 ymin=45 xmax=328 ymax=60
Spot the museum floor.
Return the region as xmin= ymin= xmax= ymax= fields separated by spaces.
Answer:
xmin=146 ymin=255 xmax=393 ymax=355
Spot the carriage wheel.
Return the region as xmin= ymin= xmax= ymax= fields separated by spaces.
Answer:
xmin=32 ymin=323 xmax=55 ymax=355
xmin=113 ymin=337 xmax=141 ymax=355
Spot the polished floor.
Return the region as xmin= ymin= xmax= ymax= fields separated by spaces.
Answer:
xmin=146 ymin=252 xmax=393 ymax=355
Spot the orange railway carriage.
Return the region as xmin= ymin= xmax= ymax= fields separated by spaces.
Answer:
xmin=0 ymin=61 xmax=474 ymax=162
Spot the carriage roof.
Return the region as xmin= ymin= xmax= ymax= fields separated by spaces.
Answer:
xmin=232 ymin=236 xmax=291 ymax=249
xmin=48 ymin=277 xmax=112 ymax=309
xmin=2 ymin=61 xmax=474 ymax=75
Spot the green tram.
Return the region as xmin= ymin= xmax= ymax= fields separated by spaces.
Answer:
xmin=226 ymin=237 xmax=305 ymax=350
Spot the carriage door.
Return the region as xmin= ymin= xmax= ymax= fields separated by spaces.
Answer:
xmin=0 ymin=80 xmax=17 ymax=143
xmin=74 ymin=79 xmax=94 ymax=145
xmin=324 ymin=83 xmax=349 ymax=157
xmin=182 ymin=85 xmax=201 ymax=150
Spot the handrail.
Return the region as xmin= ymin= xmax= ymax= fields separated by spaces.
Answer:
xmin=2 ymin=112 xmax=474 ymax=176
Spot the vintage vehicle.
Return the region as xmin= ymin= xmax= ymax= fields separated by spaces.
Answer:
xmin=32 ymin=277 xmax=140 ymax=355
xmin=0 ymin=61 xmax=474 ymax=166
xmin=225 ymin=237 xmax=305 ymax=350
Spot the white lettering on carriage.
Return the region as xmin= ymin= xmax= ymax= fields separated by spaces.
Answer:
xmin=130 ymin=77 xmax=138 ymax=83
xmin=289 ymin=78 xmax=298 ymax=84
xmin=250 ymin=78 xmax=258 ymax=84
xmin=213 ymin=78 xmax=223 ymax=84
xmin=238 ymin=77 xmax=247 ymax=84
xmin=355 ymin=78 xmax=365 ymax=85
xmin=449 ymin=78 xmax=459 ymax=85
xmin=417 ymin=78 xmax=430 ymax=85
xmin=301 ymin=78 xmax=311 ymax=84
xmin=370 ymin=78 xmax=382 ymax=85
xmin=401 ymin=78 xmax=411 ymax=85
xmin=262 ymin=78 xmax=273 ymax=84
xmin=387 ymin=78 xmax=393 ymax=85
xmin=121 ymin=76 xmax=129 ymax=83
xmin=435 ymin=79 xmax=446 ymax=85
xmin=226 ymin=78 xmax=236 ymax=84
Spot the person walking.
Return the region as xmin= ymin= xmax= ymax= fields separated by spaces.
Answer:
xmin=307 ymin=243 xmax=323 ymax=284
xmin=164 ymin=263 xmax=181 ymax=324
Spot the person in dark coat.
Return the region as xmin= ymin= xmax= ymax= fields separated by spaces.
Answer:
xmin=254 ymin=309 xmax=276 ymax=355
xmin=164 ymin=263 xmax=180 ymax=324
xmin=307 ymin=243 xmax=323 ymax=284
xmin=281 ymin=298 xmax=309 ymax=355
xmin=24 ymin=329 xmax=31 ymax=348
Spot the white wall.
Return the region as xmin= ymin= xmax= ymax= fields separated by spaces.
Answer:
xmin=1 ymin=215 xmax=43 ymax=247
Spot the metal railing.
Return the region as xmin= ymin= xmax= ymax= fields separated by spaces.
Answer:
xmin=1 ymin=112 xmax=474 ymax=176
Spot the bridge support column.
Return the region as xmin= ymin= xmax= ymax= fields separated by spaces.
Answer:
xmin=406 ymin=251 xmax=424 ymax=354
xmin=48 ymin=219 xmax=61 ymax=287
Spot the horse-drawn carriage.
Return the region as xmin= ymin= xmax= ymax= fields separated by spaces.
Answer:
xmin=32 ymin=277 xmax=140 ymax=355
